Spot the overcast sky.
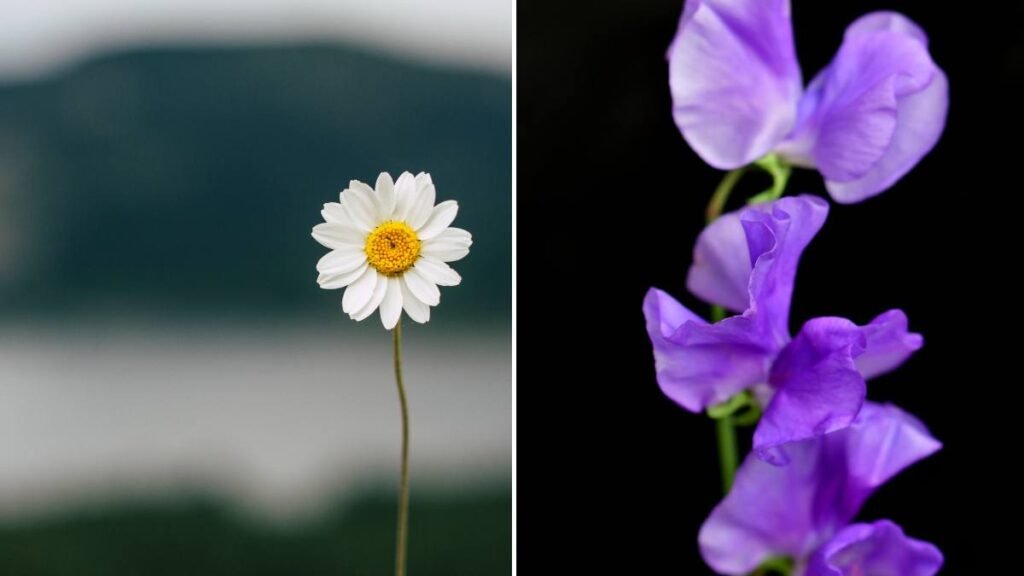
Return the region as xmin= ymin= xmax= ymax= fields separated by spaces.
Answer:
xmin=0 ymin=0 xmax=512 ymax=80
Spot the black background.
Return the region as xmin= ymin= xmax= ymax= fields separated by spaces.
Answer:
xmin=520 ymin=0 xmax=1023 ymax=572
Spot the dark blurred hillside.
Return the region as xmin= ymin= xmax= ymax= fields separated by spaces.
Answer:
xmin=0 ymin=45 xmax=511 ymax=325
xmin=0 ymin=485 xmax=511 ymax=575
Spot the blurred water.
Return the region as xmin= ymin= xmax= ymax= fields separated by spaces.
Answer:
xmin=0 ymin=326 xmax=510 ymax=522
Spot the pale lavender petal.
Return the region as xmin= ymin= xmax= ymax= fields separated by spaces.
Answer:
xmin=754 ymin=317 xmax=867 ymax=463
xmin=643 ymin=288 xmax=773 ymax=413
xmin=778 ymin=12 xmax=946 ymax=203
xmin=741 ymin=195 xmax=829 ymax=347
xmin=855 ymin=309 xmax=923 ymax=379
xmin=701 ymin=402 xmax=940 ymax=573
xmin=843 ymin=11 xmax=928 ymax=45
xmin=826 ymin=69 xmax=947 ymax=203
xmin=668 ymin=0 xmax=802 ymax=168
xmin=686 ymin=211 xmax=751 ymax=313
xmin=805 ymin=521 xmax=943 ymax=576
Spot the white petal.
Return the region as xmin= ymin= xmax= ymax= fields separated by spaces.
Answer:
xmin=379 ymin=277 xmax=403 ymax=329
xmin=416 ymin=200 xmax=459 ymax=239
xmin=318 ymin=262 xmax=367 ymax=289
xmin=401 ymin=280 xmax=430 ymax=323
xmin=317 ymin=248 xmax=366 ymax=275
xmin=415 ymin=172 xmax=433 ymax=192
xmin=312 ymin=222 xmax=364 ymax=249
xmin=343 ymin=181 xmax=378 ymax=229
xmin=421 ymin=228 xmax=472 ymax=262
xmin=427 ymin=227 xmax=472 ymax=245
xmin=322 ymin=202 xmax=347 ymax=224
xmin=414 ymin=258 xmax=461 ymax=287
xmin=422 ymin=245 xmax=469 ymax=263
xmin=375 ymin=172 xmax=396 ymax=220
xmin=402 ymin=268 xmax=440 ymax=306
xmin=394 ymin=172 xmax=418 ymax=221
xmin=406 ymin=181 xmax=436 ymax=230
xmin=352 ymin=272 xmax=388 ymax=321
xmin=342 ymin=267 xmax=377 ymax=314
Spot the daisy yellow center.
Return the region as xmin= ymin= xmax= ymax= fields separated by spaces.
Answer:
xmin=364 ymin=221 xmax=421 ymax=275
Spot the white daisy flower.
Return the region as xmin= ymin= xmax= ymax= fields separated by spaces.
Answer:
xmin=312 ymin=171 xmax=472 ymax=329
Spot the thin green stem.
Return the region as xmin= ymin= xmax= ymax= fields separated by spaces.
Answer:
xmin=747 ymin=154 xmax=792 ymax=205
xmin=715 ymin=416 xmax=738 ymax=494
xmin=707 ymin=167 xmax=747 ymax=223
xmin=393 ymin=320 xmax=410 ymax=576
xmin=752 ymin=556 xmax=794 ymax=576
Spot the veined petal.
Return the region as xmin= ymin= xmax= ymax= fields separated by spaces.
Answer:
xmin=812 ymin=74 xmax=899 ymax=182
xmin=417 ymin=200 xmax=459 ymax=239
xmin=826 ymin=69 xmax=947 ymax=203
xmin=755 ymin=317 xmax=867 ymax=464
xmin=402 ymin=268 xmax=441 ymax=306
xmin=855 ymin=309 xmax=923 ymax=379
xmin=805 ymin=521 xmax=943 ymax=576
xmin=401 ymin=280 xmax=431 ymax=323
xmin=379 ymin=277 xmax=403 ymax=329
xmin=318 ymin=262 xmax=367 ymax=289
xmin=312 ymin=222 xmax=364 ymax=249
xmin=375 ymin=172 xmax=397 ymax=220
xmin=342 ymin=267 xmax=378 ymax=314
xmin=394 ymin=172 xmax=418 ymax=221
xmin=668 ymin=0 xmax=802 ymax=168
xmin=780 ymin=13 xmax=944 ymax=200
xmin=415 ymin=257 xmax=462 ymax=286
xmin=643 ymin=288 xmax=774 ymax=413
xmin=317 ymin=248 xmax=366 ymax=275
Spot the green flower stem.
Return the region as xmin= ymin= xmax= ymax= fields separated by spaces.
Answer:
xmin=707 ymin=167 xmax=748 ymax=223
xmin=392 ymin=320 xmax=410 ymax=576
xmin=715 ymin=415 xmax=739 ymax=494
xmin=705 ymin=154 xmax=793 ymax=495
xmin=747 ymin=154 xmax=792 ymax=205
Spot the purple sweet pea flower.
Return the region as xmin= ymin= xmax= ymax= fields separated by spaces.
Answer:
xmin=699 ymin=402 xmax=943 ymax=575
xmin=669 ymin=1 xmax=948 ymax=203
xmin=643 ymin=196 xmax=922 ymax=459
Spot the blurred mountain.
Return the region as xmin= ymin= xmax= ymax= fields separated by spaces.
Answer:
xmin=0 ymin=45 xmax=510 ymax=326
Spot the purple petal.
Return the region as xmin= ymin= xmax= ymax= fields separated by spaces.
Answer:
xmin=699 ymin=446 xmax=822 ymax=574
xmin=778 ymin=12 xmax=946 ymax=202
xmin=856 ymin=309 xmax=924 ymax=379
xmin=740 ymin=195 xmax=829 ymax=349
xmin=668 ymin=0 xmax=802 ymax=168
xmin=843 ymin=11 xmax=928 ymax=46
xmin=643 ymin=288 xmax=774 ymax=412
xmin=826 ymin=68 xmax=947 ymax=203
xmin=686 ymin=211 xmax=752 ymax=313
xmin=839 ymin=402 xmax=942 ymax=508
xmin=805 ymin=520 xmax=943 ymax=576
xmin=754 ymin=317 xmax=867 ymax=463
xmin=700 ymin=402 xmax=939 ymax=573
